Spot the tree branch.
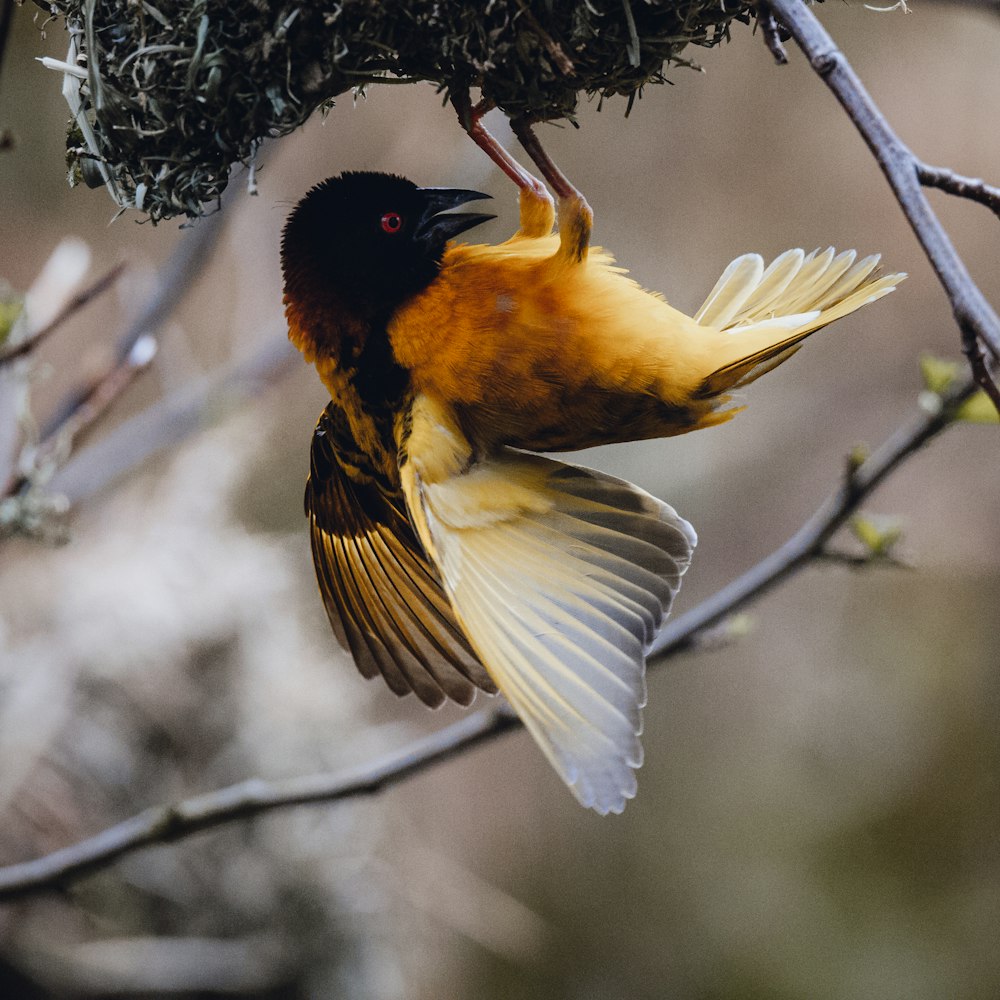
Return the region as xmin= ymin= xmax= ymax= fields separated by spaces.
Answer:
xmin=0 ymin=377 xmax=977 ymax=902
xmin=0 ymin=263 xmax=126 ymax=369
xmin=917 ymin=163 xmax=1000 ymax=220
xmin=0 ymin=708 xmax=523 ymax=902
xmin=48 ymin=337 xmax=298 ymax=505
xmin=2 ymin=335 xmax=159 ymax=509
xmin=648 ymin=377 xmax=976 ymax=658
xmin=766 ymin=0 xmax=1000 ymax=411
xmin=756 ymin=4 xmax=789 ymax=65
xmin=1 ymin=210 xmax=227 ymax=507
xmin=38 ymin=211 xmax=226 ymax=442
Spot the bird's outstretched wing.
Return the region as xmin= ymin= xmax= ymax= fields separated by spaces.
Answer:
xmin=401 ymin=403 xmax=696 ymax=814
xmin=306 ymin=405 xmax=495 ymax=708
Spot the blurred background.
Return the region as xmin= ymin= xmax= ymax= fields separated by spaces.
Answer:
xmin=1 ymin=3 xmax=999 ymax=997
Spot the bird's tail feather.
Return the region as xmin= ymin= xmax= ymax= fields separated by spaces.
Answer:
xmin=694 ymin=248 xmax=905 ymax=398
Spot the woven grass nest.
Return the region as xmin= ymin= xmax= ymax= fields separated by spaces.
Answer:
xmin=49 ymin=0 xmax=756 ymax=223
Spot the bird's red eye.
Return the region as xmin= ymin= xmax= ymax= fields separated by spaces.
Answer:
xmin=381 ymin=212 xmax=404 ymax=234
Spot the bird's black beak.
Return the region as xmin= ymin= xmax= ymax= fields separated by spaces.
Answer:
xmin=415 ymin=187 xmax=495 ymax=246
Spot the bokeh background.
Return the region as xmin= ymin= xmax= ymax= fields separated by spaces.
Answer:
xmin=2 ymin=4 xmax=999 ymax=997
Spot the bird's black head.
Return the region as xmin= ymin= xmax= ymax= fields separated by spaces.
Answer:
xmin=281 ymin=172 xmax=493 ymax=324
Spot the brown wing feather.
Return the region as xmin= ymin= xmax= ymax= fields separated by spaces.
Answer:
xmin=305 ymin=406 xmax=496 ymax=707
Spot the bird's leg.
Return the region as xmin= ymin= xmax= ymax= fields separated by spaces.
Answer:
xmin=451 ymin=92 xmax=554 ymax=239
xmin=511 ymin=117 xmax=592 ymax=264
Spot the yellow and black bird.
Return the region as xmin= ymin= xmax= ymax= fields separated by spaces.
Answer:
xmin=281 ymin=131 xmax=903 ymax=815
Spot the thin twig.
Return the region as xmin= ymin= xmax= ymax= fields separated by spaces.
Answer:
xmin=918 ymin=163 xmax=1000 ymax=220
xmin=813 ymin=549 xmax=912 ymax=570
xmin=0 ymin=378 xmax=976 ymax=901
xmin=19 ymin=336 xmax=158 ymax=486
xmin=1 ymin=210 xmax=228 ymax=504
xmin=756 ymin=6 xmax=789 ymax=64
xmin=647 ymin=377 xmax=976 ymax=658
xmin=39 ymin=211 xmax=225 ymax=440
xmin=1 ymin=338 xmax=158 ymax=503
xmin=0 ymin=262 xmax=126 ymax=369
xmin=963 ymin=333 xmax=1000 ymax=413
xmin=49 ymin=337 xmax=298 ymax=505
xmin=767 ymin=0 xmax=1000 ymax=409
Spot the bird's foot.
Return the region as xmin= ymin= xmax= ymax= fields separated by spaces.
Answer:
xmin=452 ymin=91 xmax=554 ymax=238
xmin=511 ymin=117 xmax=592 ymax=263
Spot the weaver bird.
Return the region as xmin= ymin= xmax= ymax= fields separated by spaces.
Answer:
xmin=281 ymin=118 xmax=903 ymax=815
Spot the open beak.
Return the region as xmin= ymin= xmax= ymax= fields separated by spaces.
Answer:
xmin=416 ymin=187 xmax=495 ymax=245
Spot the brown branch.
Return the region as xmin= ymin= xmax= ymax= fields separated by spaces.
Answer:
xmin=0 ymin=263 xmax=126 ymax=369
xmin=0 ymin=340 xmax=158 ymax=512
xmin=766 ymin=0 xmax=1000 ymax=411
xmin=0 ymin=334 xmax=295 ymax=536
xmin=0 ymin=377 xmax=977 ymax=902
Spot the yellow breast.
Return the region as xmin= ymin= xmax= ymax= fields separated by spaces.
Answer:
xmin=389 ymin=237 xmax=721 ymax=431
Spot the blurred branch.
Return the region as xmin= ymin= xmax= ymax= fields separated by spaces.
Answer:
xmin=813 ymin=549 xmax=912 ymax=570
xmin=0 ymin=346 xmax=154 ymax=509
xmin=0 ymin=377 xmax=978 ymax=902
xmin=38 ymin=211 xmax=226 ymax=440
xmin=50 ymin=336 xmax=298 ymax=505
xmin=4 ymin=335 xmax=158 ymax=501
xmin=765 ymin=0 xmax=1000 ymax=413
xmin=647 ymin=378 xmax=977 ymax=657
xmin=1 ymin=210 xmax=226 ymax=509
xmin=0 ymin=263 xmax=125 ymax=368
xmin=0 ymin=708 xmax=523 ymax=901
